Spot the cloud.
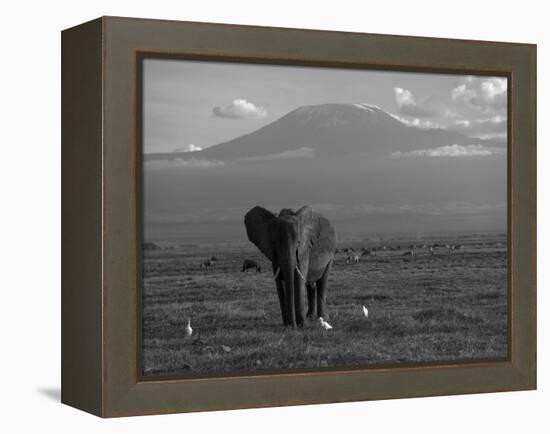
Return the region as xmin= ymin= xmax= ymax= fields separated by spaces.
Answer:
xmin=241 ymin=147 xmax=315 ymax=162
xmin=213 ymin=99 xmax=267 ymax=119
xmin=393 ymin=87 xmax=437 ymax=118
xmin=145 ymin=158 xmax=225 ymax=170
xmin=448 ymin=115 xmax=507 ymax=141
xmin=451 ymin=76 xmax=507 ymax=113
xmin=391 ymin=144 xmax=506 ymax=158
xmin=172 ymin=144 xmax=203 ymax=153
xmin=389 ymin=113 xmax=442 ymax=129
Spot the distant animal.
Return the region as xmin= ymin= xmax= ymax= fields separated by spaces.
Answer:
xmin=361 ymin=248 xmax=373 ymax=258
xmin=245 ymin=205 xmax=337 ymax=327
xmin=402 ymin=250 xmax=414 ymax=261
xmin=185 ymin=319 xmax=193 ymax=337
xmin=362 ymin=306 xmax=369 ymax=318
xmin=319 ymin=317 xmax=333 ymax=330
xmin=200 ymin=260 xmax=214 ymax=268
xmin=242 ymin=259 xmax=262 ymax=273
xmin=345 ymin=254 xmax=360 ymax=264
xmin=210 ymin=256 xmax=218 ymax=262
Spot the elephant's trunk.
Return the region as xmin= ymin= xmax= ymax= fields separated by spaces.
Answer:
xmin=280 ymin=249 xmax=297 ymax=326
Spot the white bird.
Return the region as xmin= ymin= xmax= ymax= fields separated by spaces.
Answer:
xmin=319 ymin=317 xmax=333 ymax=330
xmin=362 ymin=306 xmax=369 ymax=318
xmin=185 ymin=319 xmax=193 ymax=337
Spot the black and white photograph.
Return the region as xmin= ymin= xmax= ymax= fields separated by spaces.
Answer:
xmin=141 ymin=58 xmax=508 ymax=377
xmin=2 ymin=0 xmax=543 ymax=428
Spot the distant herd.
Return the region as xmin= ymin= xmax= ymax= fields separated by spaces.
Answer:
xmin=338 ymin=243 xmax=463 ymax=263
xmin=196 ymin=242 xmax=466 ymax=270
xmin=142 ymin=240 xmax=505 ymax=274
xmin=199 ymin=256 xmax=218 ymax=268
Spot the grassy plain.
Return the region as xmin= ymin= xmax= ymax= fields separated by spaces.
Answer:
xmin=142 ymin=234 xmax=507 ymax=376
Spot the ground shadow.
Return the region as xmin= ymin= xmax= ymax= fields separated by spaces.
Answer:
xmin=37 ymin=387 xmax=60 ymax=402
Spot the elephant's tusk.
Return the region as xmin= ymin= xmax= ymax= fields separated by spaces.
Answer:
xmin=272 ymin=267 xmax=280 ymax=280
xmin=295 ymin=266 xmax=307 ymax=282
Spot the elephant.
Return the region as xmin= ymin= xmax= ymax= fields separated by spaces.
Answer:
xmin=244 ymin=205 xmax=337 ymax=327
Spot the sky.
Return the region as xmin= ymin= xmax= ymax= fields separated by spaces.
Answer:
xmin=143 ymin=58 xmax=508 ymax=154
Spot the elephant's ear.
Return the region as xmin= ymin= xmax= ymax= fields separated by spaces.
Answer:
xmin=244 ymin=206 xmax=276 ymax=261
xmin=296 ymin=205 xmax=313 ymax=220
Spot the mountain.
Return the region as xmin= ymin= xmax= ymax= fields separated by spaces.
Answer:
xmin=144 ymin=103 xmax=504 ymax=162
xmin=143 ymin=103 xmax=507 ymax=241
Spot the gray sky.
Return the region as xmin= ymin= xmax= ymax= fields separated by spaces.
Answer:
xmin=143 ymin=59 xmax=507 ymax=154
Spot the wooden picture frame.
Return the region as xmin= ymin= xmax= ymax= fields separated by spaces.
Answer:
xmin=61 ymin=16 xmax=536 ymax=417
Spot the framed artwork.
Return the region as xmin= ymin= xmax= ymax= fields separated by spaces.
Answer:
xmin=61 ymin=16 xmax=536 ymax=417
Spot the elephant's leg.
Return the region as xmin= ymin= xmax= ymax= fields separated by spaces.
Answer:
xmin=306 ymin=283 xmax=317 ymax=319
xmin=316 ymin=260 xmax=333 ymax=319
xmin=275 ymin=277 xmax=288 ymax=326
xmin=294 ymin=271 xmax=306 ymax=327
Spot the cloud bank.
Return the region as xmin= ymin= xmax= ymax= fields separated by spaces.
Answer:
xmin=213 ymin=99 xmax=267 ymax=119
xmin=449 ymin=115 xmax=507 ymax=141
xmin=389 ymin=113 xmax=442 ymax=129
xmin=391 ymin=144 xmax=506 ymax=158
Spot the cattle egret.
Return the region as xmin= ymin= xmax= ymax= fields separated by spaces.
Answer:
xmin=185 ymin=319 xmax=193 ymax=337
xmin=319 ymin=317 xmax=333 ymax=330
xmin=362 ymin=306 xmax=369 ymax=318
